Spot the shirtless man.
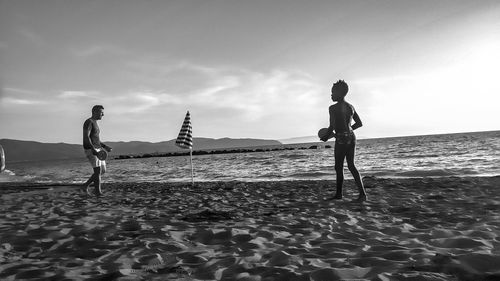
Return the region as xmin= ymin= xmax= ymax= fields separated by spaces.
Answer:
xmin=82 ymin=105 xmax=112 ymax=196
xmin=321 ymin=80 xmax=367 ymax=202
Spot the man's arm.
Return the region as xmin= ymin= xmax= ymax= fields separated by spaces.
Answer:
xmin=351 ymin=110 xmax=363 ymax=131
xmin=101 ymin=142 xmax=112 ymax=152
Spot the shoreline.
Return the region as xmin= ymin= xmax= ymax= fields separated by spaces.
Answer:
xmin=1 ymin=176 xmax=499 ymax=280
xmin=1 ymin=174 xmax=499 ymax=185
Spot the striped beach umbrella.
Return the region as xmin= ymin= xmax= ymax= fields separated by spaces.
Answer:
xmin=175 ymin=111 xmax=193 ymax=150
xmin=175 ymin=111 xmax=194 ymax=185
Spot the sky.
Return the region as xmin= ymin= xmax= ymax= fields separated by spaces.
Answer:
xmin=1 ymin=0 xmax=499 ymax=144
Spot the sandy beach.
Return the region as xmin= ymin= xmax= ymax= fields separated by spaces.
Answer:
xmin=1 ymin=176 xmax=499 ymax=281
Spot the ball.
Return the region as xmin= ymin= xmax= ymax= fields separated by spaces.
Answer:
xmin=318 ymin=128 xmax=334 ymax=141
xmin=96 ymin=149 xmax=108 ymax=161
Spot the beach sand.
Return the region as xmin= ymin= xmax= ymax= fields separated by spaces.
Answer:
xmin=1 ymin=176 xmax=499 ymax=281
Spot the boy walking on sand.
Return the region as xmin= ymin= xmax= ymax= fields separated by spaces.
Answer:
xmin=82 ymin=105 xmax=112 ymax=196
xmin=320 ymin=80 xmax=367 ymax=202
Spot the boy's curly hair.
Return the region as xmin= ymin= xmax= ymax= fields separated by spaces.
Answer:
xmin=332 ymin=80 xmax=349 ymax=97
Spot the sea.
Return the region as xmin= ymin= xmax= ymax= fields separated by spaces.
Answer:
xmin=1 ymin=130 xmax=499 ymax=183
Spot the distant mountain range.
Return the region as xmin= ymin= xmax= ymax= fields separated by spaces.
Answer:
xmin=0 ymin=138 xmax=281 ymax=162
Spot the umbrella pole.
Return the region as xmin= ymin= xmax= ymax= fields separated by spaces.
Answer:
xmin=189 ymin=148 xmax=194 ymax=186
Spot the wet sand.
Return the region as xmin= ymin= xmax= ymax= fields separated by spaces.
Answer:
xmin=1 ymin=176 xmax=499 ymax=281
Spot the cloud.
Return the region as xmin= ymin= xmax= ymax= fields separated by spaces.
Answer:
xmin=70 ymin=44 xmax=128 ymax=57
xmin=1 ymin=97 xmax=47 ymax=105
xmin=136 ymin=63 xmax=323 ymax=119
xmin=78 ymin=60 xmax=325 ymax=139
xmin=115 ymin=60 xmax=323 ymax=116
xmin=115 ymin=92 xmax=163 ymax=112
xmin=166 ymin=65 xmax=324 ymax=138
xmin=2 ymin=59 xmax=324 ymax=141
xmin=59 ymin=91 xmax=99 ymax=99
xmin=3 ymin=87 xmax=41 ymax=96
xmin=17 ymin=29 xmax=45 ymax=46
xmin=1 ymin=87 xmax=47 ymax=106
xmin=191 ymin=69 xmax=322 ymax=122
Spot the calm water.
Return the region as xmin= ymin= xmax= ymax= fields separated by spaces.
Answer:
xmin=2 ymin=131 xmax=499 ymax=183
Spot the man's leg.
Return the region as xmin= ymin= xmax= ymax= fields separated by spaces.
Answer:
xmin=83 ymin=174 xmax=94 ymax=188
xmin=93 ymin=167 xmax=102 ymax=196
xmin=83 ymin=149 xmax=99 ymax=195
xmin=346 ymin=143 xmax=367 ymax=201
xmin=100 ymin=161 xmax=106 ymax=175
xmin=82 ymin=174 xmax=96 ymax=195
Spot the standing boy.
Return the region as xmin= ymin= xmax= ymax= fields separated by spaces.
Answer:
xmin=82 ymin=105 xmax=112 ymax=196
xmin=321 ymin=80 xmax=367 ymax=202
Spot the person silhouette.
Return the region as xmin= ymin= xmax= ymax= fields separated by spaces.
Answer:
xmin=81 ymin=105 xmax=112 ymax=196
xmin=321 ymin=80 xmax=367 ymax=202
